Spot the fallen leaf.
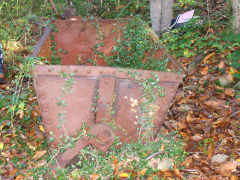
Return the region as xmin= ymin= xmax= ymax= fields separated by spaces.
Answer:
xmin=90 ymin=174 xmax=100 ymax=180
xmin=161 ymin=170 xmax=173 ymax=177
xmin=201 ymin=66 xmax=209 ymax=75
xmin=0 ymin=142 xmax=3 ymax=149
xmin=230 ymin=175 xmax=238 ymax=180
xmin=203 ymin=52 xmax=215 ymax=64
xmin=228 ymin=73 xmax=234 ymax=82
xmin=10 ymin=168 xmax=17 ymax=176
xmin=218 ymin=61 xmax=225 ymax=69
xmin=191 ymin=135 xmax=203 ymax=141
xmin=36 ymin=160 xmax=47 ymax=167
xmin=112 ymin=156 xmax=118 ymax=165
xmin=225 ymin=88 xmax=234 ymax=97
xmin=174 ymin=164 xmax=183 ymax=180
xmin=160 ymin=144 xmax=165 ymax=151
xmin=15 ymin=175 xmax=24 ymax=180
xmin=181 ymin=156 xmax=193 ymax=167
xmin=32 ymin=150 xmax=47 ymax=160
xmin=218 ymin=161 xmax=239 ymax=176
xmin=230 ymin=67 xmax=237 ymax=74
xmin=138 ymin=168 xmax=147 ymax=176
xmin=19 ymin=110 xmax=24 ymax=119
xmin=208 ymin=142 xmax=214 ymax=159
xmin=39 ymin=125 xmax=44 ymax=132
xmin=204 ymin=100 xmax=228 ymax=109
xmin=119 ymin=173 xmax=129 ymax=178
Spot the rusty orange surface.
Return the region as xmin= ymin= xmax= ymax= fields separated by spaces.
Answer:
xmin=33 ymin=65 xmax=182 ymax=168
xmin=35 ymin=18 xmax=183 ymax=72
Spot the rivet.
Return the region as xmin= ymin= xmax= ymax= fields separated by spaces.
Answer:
xmin=112 ymin=71 xmax=116 ymax=75
xmin=87 ymin=70 xmax=91 ymax=73
xmin=100 ymin=70 xmax=103 ymax=74
xmin=74 ymin=69 xmax=77 ymax=73
xmin=48 ymin=69 xmax=51 ymax=72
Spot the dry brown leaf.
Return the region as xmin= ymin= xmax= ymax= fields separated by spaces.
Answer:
xmin=230 ymin=175 xmax=239 ymax=180
xmin=181 ymin=156 xmax=193 ymax=167
xmin=174 ymin=164 xmax=184 ymax=180
xmin=19 ymin=110 xmax=24 ymax=119
xmin=191 ymin=135 xmax=203 ymax=141
xmin=36 ymin=160 xmax=47 ymax=168
xmin=160 ymin=144 xmax=165 ymax=151
xmin=90 ymin=174 xmax=100 ymax=180
xmin=225 ymin=88 xmax=234 ymax=97
xmin=161 ymin=170 xmax=173 ymax=177
xmin=201 ymin=66 xmax=209 ymax=75
xmin=138 ymin=168 xmax=147 ymax=176
xmin=228 ymin=73 xmax=234 ymax=82
xmin=10 ymin=168 xmax=17 ymax=176
xmin=32 ymin=150 xmax=47 ymax=160
xmin=218 ymin=61 xmax=225 ymax=69
xmin=204 ymin=100 xmax=228 ymax=109
xmin=218 ymin=161 xmax=239 ymax=177
xmin=203 ymin=52 xmax=215 ymax=64
xmin=15 ymin=175 xmax=24 ymax=180
xmin=208 ymin=142 xmax=215 ymax=159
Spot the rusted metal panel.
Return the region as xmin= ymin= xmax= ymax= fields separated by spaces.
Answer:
xmin=32 ymin=18 xmax=185 ymax=73
xmin=31 ymin=26 xmax=51 ymax=58
xmin=33 ymin=65 xmax=182 ymax=169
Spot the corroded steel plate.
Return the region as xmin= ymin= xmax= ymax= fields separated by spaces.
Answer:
xmin=34 ymin=18 xmax=184 ymax=72
xmin=33 ymin=65 xmax=181 ymax=147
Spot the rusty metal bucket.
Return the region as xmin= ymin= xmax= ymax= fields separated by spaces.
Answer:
xmin=32 ymin=18 xmax=183 ymax=169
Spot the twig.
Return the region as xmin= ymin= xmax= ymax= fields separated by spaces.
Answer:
xmin=145 ymin=151 xmax=163 ymax=160
xmin=233 ymin=81 xmax=240 ymax=89
xmin=227 ymin=110 xmax=240 ymax=119
xmin=48 ymin=0 xmax=64 ymax=19
xmin=49 ymin=0 xmax=59 ymax=16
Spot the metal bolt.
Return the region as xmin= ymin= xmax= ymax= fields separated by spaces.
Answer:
xmin=100 ymin=70 xmax=103 ymax=74
xmin=74 ymin=69 xmax=78 ymax=73
xmin=48 ymin=69 xmax=51 ymax=72
xmin=87 ymin=70 xmax=91 ymax=73
xmin=112 ymin=71 xmax=116 ymax=75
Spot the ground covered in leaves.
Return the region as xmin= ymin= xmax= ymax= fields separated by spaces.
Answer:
xmin=0 ymin=0 xmax=240 ymax=179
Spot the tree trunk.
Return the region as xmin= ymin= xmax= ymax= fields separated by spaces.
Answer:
xmin=160 ymin=0 xmax=174 ymax=33
xmin=150 ymin=0 xmax=174 ymax=37
xmin=232 ymin=0 xmax=240 ymax=34
xmin=150 ymin=0 xmax=162 ymax=36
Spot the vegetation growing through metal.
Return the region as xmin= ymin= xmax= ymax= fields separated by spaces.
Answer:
xmin=90 ymin=16 xmax=170 ymax=72
xmin=40 ymin=69 xmax=184 ymax=178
